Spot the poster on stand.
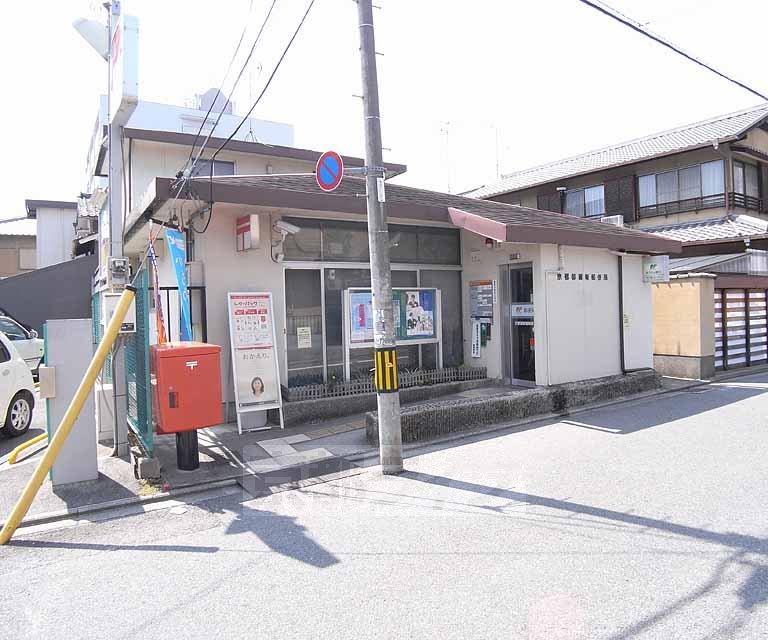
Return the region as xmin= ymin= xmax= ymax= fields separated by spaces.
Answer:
xmin=227 ymin=292 xmax=284 ymax=433
xmin=404 ymin=290 xmax=435 ymax=338
xmin=349 ymin=291 xmax=374 ymax=344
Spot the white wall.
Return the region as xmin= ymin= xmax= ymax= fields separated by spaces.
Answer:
xmin=35 ymin=206 xmax=76 ymax=268
xmin=460 ymin=232 xmax=654 ymax=385
xmin=127 ymin=140 xmax=313 ymax=215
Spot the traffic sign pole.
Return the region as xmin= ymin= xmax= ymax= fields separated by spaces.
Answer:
xmin=356 ymin=0 xmax=403 ymax=475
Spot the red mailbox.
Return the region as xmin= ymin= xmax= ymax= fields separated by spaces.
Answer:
xmin=151 ymin=342 xmax=222 ymax=435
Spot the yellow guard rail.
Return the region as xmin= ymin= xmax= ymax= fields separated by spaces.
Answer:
xmin=0 ymin=286 xmax=135 ymax=545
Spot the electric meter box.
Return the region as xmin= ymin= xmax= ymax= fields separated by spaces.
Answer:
xmin=102 ymin=292 xmax=137 ymax=333
xmin=151 ymin=342 xmax=223 ymax=435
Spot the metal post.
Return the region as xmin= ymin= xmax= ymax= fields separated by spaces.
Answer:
xmin=356 ymin=0 xmax=402 ymax=474
xmin=107 ymin=1 xmax=129 ymax=456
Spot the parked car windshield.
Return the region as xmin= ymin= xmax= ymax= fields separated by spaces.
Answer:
xmin=0 ymin=317 xmax=28 ymax=340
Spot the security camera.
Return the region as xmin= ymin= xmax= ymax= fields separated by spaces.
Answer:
xmin=274 ymin=219 xmax=301 ymax=236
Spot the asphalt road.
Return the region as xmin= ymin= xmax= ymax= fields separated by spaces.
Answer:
xmin=3 ymin=373 xmax=768 ymax=639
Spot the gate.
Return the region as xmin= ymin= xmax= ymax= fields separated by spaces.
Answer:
xmin=125 ymin=268 xmax=154 ymax=455
xmin=714 ymin=288 xmax=768 ymax=370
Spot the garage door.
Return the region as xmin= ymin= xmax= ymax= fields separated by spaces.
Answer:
xmin=714 ymin=289 xmax=768 ymax=370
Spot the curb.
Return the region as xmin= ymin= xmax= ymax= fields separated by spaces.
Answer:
xmin=6 ymin=368 xmax=760 ymax=531
xmin=5 ymin=478 xmax=239 ymax=531
xmin=346 ymin=376 xmax=709 ymax=463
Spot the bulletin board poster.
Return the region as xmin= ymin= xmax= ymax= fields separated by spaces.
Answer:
xmin=347 ymin=288 xmax=439 ymax=345
xmin=349 ymin=291 xmax=374 ymax=344
xmin=227 ymin=293 xmax=281 ymax=411
xmin=400 ymin=289 xmax=436 ymax=339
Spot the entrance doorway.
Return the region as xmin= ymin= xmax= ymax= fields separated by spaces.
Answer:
xmin=500 ymin=264 xmax=535 ymax=384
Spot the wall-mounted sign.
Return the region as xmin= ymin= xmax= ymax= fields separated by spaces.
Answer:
xmin=236 ymin=214 xmax=260 ymax=251
xmin=510 ymin=303 xmax=534 ymax=317
xmin=642 ymin=255 xmax=670 ymax=283
xmin=471 ymin=320 xmax=481 ymax=358
xmin=227 ymin=292 xmax=284 ymax=434
xmin=109 ymin=14 xmax=139 ymax=125
xmin=469 ymin=280 xmax=494 ymax=320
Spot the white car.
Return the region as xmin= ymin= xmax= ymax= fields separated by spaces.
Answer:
xmin=0 ymin=331 xmax=35 ymax=437
xmin=0 ymin=316 xmax=44 ymax=373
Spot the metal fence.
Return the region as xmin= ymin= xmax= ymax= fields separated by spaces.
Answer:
xmin=284 ymin=366 xmax=488 ymax=401
xmin=125 ymin=269 xmax=154 ymax=455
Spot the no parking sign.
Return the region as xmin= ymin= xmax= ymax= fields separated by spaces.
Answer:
xmin=315 ymin=150 xmax=344 ymax=192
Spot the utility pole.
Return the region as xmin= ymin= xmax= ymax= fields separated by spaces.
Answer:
xmin=356 ymin=0 xmax=403 ymax=474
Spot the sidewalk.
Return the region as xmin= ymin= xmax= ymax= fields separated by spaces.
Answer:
xmin=0 ymin=374 xmax=725 ymax=528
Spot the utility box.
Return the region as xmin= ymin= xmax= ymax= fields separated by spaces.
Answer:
xmin=151 ymin=342 xmax=222 ymax=435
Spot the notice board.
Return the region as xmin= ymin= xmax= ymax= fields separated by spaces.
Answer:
xmin=469 ymin=280 xmax=494 ymax=320
xmin=227 ymin=292 xmax=284 ymax=433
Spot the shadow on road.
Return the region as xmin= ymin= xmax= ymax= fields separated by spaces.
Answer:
xmin=206 ymin=494 xmax=340 ymax=569
xmin=405 ymin=471 xmax=768 ymax=638
xmin=563 ymin=382 xmax=768 ymax=435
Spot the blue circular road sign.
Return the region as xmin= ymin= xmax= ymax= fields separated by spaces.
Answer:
xmin=316 ymin=150 xmax=344 ymax=192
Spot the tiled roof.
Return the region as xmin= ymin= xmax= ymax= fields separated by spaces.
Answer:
xmin=467 ymin=103 xmax=768 ymax=199
xmin=644 ymin=215 xmax=768 ymax=243
xmin=0 ymin=217 xmax=36 ymax=236
xmin=146 ymin=173 xmax=679 ymax=254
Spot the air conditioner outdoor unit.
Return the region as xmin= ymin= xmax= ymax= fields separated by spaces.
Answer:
xmin=600 ymin=215 xmax=624 ymax=227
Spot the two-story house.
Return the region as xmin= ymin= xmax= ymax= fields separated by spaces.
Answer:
xmin=467 ymin=104 xmax=768 ymax=379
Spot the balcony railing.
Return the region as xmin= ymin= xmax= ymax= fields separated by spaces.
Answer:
xmin=729 ymin=192 xmax=763 ymax=212
xmin=638 ymin=193 xmax=726 ymax=219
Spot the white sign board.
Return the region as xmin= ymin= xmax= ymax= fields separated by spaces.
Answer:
xmin=642 ymin=255 xmax=670 ymax=283
xmin=227 ymin=292 xmax=284 ymax=433
xmin=109 ymin=14 xmax=139 ymax=125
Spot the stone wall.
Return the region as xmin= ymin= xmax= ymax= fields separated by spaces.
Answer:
xmin=273 ymin=378 xmax=493 ymax=427
xmin=366 ymin=370 xmax=661 ymax=445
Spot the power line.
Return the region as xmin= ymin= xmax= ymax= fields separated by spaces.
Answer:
xmin=575 ymin=0 xmax=768 ymax=102
xmin=188 ymin=0 xmax=279 ymax=175
xmin=207 ymin=0 xmax=316 ymax=167
xmin=186 ymin=0 xmax=255 ymax=169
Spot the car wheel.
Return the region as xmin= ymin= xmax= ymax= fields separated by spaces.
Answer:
xmin=2 ymin=393 xmax=33 ymax=437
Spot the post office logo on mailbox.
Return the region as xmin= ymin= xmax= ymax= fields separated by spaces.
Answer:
xmin=185 ymin=361 xmax=198 ymax=370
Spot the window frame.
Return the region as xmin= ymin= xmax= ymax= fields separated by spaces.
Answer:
xmin=563 ymin=183 xmax=605 ymax=218
xmin=637 ymin=160 xmax=726 ymax=217
xmin=732 ymin=159 xmax=760 ymax=206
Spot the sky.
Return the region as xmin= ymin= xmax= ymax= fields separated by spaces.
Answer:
xmin=1 ymin=0 xmax=767 ymax=220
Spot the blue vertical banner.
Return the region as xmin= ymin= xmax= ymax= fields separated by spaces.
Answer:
xmin=165 ymin=229 xmax=193 ymax=341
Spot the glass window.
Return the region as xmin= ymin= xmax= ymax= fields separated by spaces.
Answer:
xmin=388 ymin=226 xmax=419 ymax=264
xmin=701 ymin=160 xmax=724 ymax=197
xmin=679 ymin=165 xmax=701 ymax=200
xmin=415 ymin=227 xmax=461 ymax=265
xmin=324 ymin=268 xmax=371 ymax=381
xmin=190 ymin=159 xmax=235 ymax=177
xmin=584 ymin=185 xmax=605 ymax=217
xmin=656 ymin=171 xmax=678 ymax=204
xmin=564 ymin=189 xmax=584 ymax=216
xmin=285 ymin=269 xmax=324 ymax=386
xmin=0 ymin=342 xmax=9 ymax=363
xmin=638 ymin=174 xmax=657 ymax=207
xmin=734 ymin=161 xmax=745 ymax=194
xmin=323 ymin=221 xmax=370 ymax=262
xmin=0 ymin=318 xmax=27 ymax=341
xmin=282 ymin=218 xmax=322 ymax=261
xmin=746 ymin=164 xmax=760 ymax=199
xmin=420 ymin=270 xmax=463 ymax=368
